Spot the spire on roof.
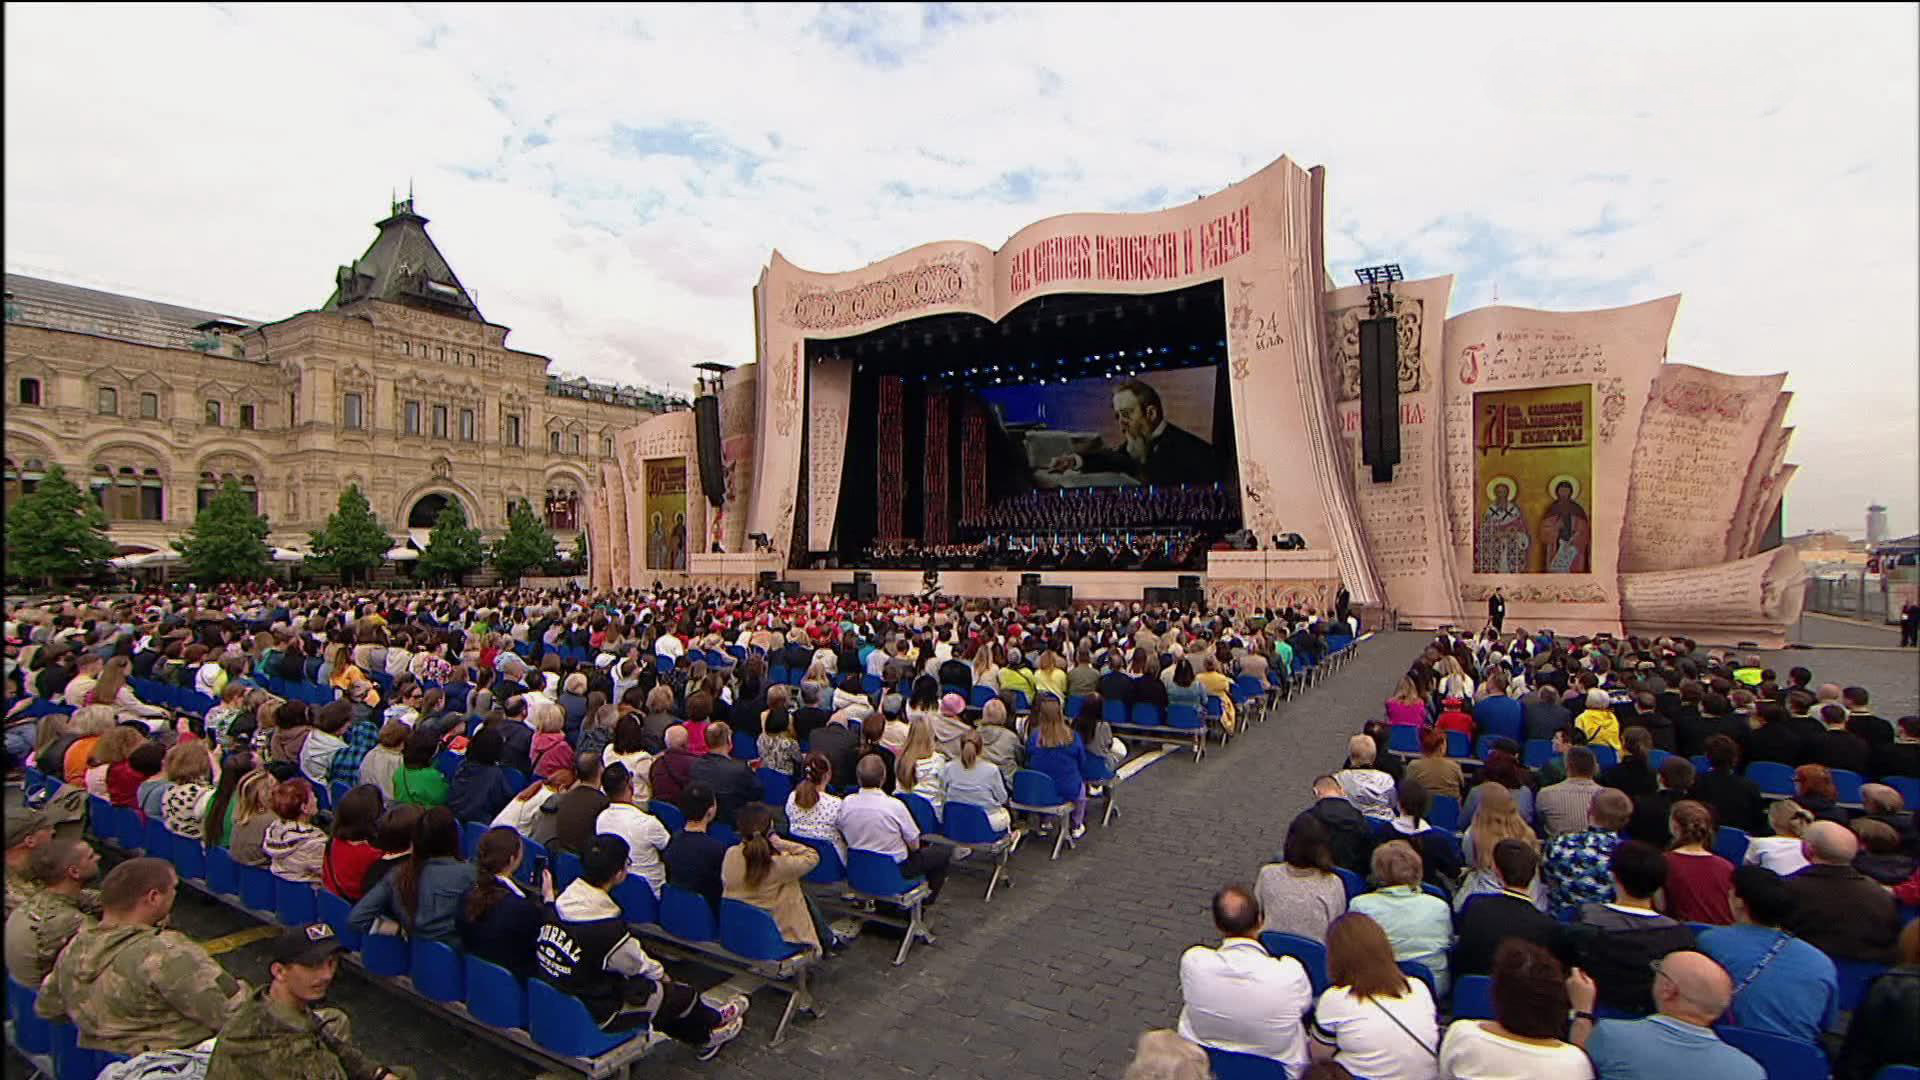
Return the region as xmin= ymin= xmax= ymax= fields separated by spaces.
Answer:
xmin=324 ymin=193 xmax=482 ymax=321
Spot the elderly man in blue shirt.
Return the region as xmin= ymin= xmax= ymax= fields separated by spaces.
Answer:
xmin=1568 ymin=951 xmax=1763 ymax=1080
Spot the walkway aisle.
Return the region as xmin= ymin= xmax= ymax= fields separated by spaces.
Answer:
xmin=652 ymin=632 xmax=1421 ymax=1080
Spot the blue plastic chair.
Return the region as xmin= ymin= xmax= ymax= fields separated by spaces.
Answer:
xmin=1885 ymin=776 xmax=1920 ymax=809
xmin=709 ymin=822 xmax=740 ymax=848
xmin=757 ymin=767 xmax=795 ymax=808
xmin=1748 ymin=762 xmax=1796 ymax=797
xmin=1231 ymin=675 xmax=1267 ymax=707
xmin=8 ymin=978 xmax=52 ymax=1054
xmin=1452 ymin=974 xmax=1495 ymax=1019
xmin=943 ymin=801 xmax=1008 ymax=844
xmin=1398 ymin=959 xmax=1438 ymax=999
xmin=1259 ymin=931 xmax=1329 ymax=995
xmin=1691 ymin=755 xmax=1712 ymax=775
xmin=360 ymin=932 xmax=409 ymax=977
xmin=1204 ymin=1047 xmax=1290 ymax=1079
xmin=1166 ymin=703 xmax=1203 ymax=731
xmin=411 ymin=939 xmax=465 ymax=1003
xmin=1445 ymin=731 xmax=1471 ymax=758
xmin=790 ymin=833 xmax=847 ymax=885
xmin=1009 ymin=690 xmax=1030 ymax=713
xmin=655 ymin=655 xmax=675 ymax=675
xmin=142 ymin=816 xmax=175 ymax=863
xmin=1127 ymin=702 xmax=1163 ymax=728
xmin=648 ymin=800 xmax=686 ymax=831
xmin=1589 ymin=744 xmax=1619 ymax=769
xmin=1428 ymin=795 xmax=1461 ymax=832
xmin=465 ymin=954 xmax=528 ymax=1029
xmin=969 ymin=685 xmax=995 ymax=708
xmin=517 ymin=837 xmax=549 ymax=890
xmin=238 ymin=864 xmax=276 ymax=911
xmin=1831 ymin=768 xmax=1865 ymax=804
xmin=732 ymin=730 xmax=759 ymax=761
xmin=1103 ymin=697 xmax=1128 ymax=728
xmin=435 ymin=750 xmax=464 ymax=781
xmin=1333 ymin=866 xmax=1366 ymax=899
xmin=461 ymin=822 xmax=487 ymax=859
xmin=1714 ymin=826 xmax=1752 ymax=865
xmin=1873 ymin=1068 xmax=1920 ymax=1080
xmin=316 ymin=888 xmax=364 ymax=949
xmin=1835 ymin=958 xmax=1891 ymax=1013
xmin=1475 ymin=734 xmax=1509 ymax=760
xmin=1522 ymin=739 xmax=1555 ymax=768
xmin=1065 ymin=695 xmax=1087 ymax=720
xmin=527 ymin=978 xmax=641 ymax=1057
xmin=1714 ymin=1025 xmax=1828 ymax=1079
xmin=719 ymin=898 xmax=806 ymax=961
xmin=1388 ymin=724 xmax=1423 ymax=755
xmin=862 ymin=674 xmax=885 ymax=699
xmin=551 ymin=850 xmax=583 ymax=893
xmin=274 ymin=874 xmax=319 ymax=926
xmin=329 ymin=780 xmax=353 ymax=809
xmin=205 ymin=844 xmax=240 ymax=897
xmin=1649 ymin=749 xmax=1672 ymax=769
xmin=847 ymin=847 xmax=926 ymax=901
xmin=610 ymin=875 xmax=659 ymax=926
xmin=768 ymin=665 xmax=790 ymax=687
xmin=896 ymin=790 xmax=942 ymax=836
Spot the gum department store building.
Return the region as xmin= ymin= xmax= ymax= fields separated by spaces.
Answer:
xmin=2 ymin=198 xmax=681 ymax=570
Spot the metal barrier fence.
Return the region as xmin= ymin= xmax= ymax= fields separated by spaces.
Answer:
xmin=1804 ymin=576 xmax=1891 ymax=622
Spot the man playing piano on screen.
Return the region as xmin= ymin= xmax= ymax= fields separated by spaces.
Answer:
xmin=1046 ymin=379 xmax=1218 ymax=487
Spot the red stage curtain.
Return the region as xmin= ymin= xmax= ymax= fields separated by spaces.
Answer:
xmin=923 ymin=390 xmax=951 ymax=544
xmin=961 ymin=397 xmax=988 ymax=527
xmin=877 ymin=376 xmax=905 ymax=541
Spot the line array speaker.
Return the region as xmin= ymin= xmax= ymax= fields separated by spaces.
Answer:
xmin=1359 ymin=316 xmax=1401 ymax=483
xmin=694 ymin=395 xmax=725 ymax=506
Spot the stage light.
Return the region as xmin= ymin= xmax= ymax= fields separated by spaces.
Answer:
xmin=1119 ymin=350 xmax=1128 ymax=357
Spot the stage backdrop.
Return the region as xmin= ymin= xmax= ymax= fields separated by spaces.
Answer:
xmin=975 ymin=367 xmax=1226 ymax=490
xmin=645 ymin=458 xmax=689 ymax=572
xmin=753 ymin=155 xmax=1379 ymax=605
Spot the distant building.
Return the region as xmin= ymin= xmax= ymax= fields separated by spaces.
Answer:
xmin=1867 ymin=502 xmax=1889 ymax=546
xmin=3 ymin=198 xmax=686 ymax=560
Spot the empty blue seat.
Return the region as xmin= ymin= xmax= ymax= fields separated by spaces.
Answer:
xmin=205 ymin=844 xmax=239 ymax=897
xmin=238 ymin=864 xmax=276 ymax=911
xmin=1065 ymin=695 xmax=1087 ymax=719
xmin=1103 ymin=697 xmax=1128 ymax=728
xmin=1714 ymin=1025 xmax=1828 ymax=1079
xmin=1259 ymin=931 xmax=1328 ymax=995
xmin=610 ymin=876 xmax=659 ymax=926
xmin=527 ymin=977 xmax=640 ymax=1057
xmin=1831 ymin=768 xmax=1865 ymax=804
xmin=1388 ymin=725 xmax=1422 ymax=755
xmin=757 ymin=767 xmax=795 ymax=808
xmin=647 ymin=800 xmax=686 ymax=831
xmin=768 ymin=665 xmax=790 ymax=687
xmin=1475 ymin=734 xmax=1509 ymax=760
xmin=1452 ymin=974 xmax=1495 ymax=1019
xmin=1748 ymin=762 xmax=1796 ymax=797
xmin=329 ymin=780 xmax=353 ymax=808
xmin=1205 ymin=1046 xmax=1290 ymax=1079
xmin=1445 ymin=731 xmax=1471 ymax=758
xmin=1011 ymin=768 xmax=1068 ymax=811
xmin=360 ymin=932 xmax=409 ymax=977
xmin=142 ymin=817 xmax=175 ymax=863
xmin=1428 ymin=795 xmax=1461 ymax=832
xmin=1589 ymin=745 xmax=1619 ymax=769
xmin=1885 ymin=776 xmax=1920 ymax=808
xmin=464 ymin=954 xmax=528 ymax=1029
xmin=316 ymin=888 xmax=363 ymax=949
xmin=410 ymin=939 xmax=465 ymax=1003
xmin=274 ymin=874 xmax=319 ymax=926
xmin=719 ymin=898 xmax=806 ymax=961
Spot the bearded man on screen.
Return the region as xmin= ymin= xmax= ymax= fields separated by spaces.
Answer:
xmin=1048 ymin=379 xmax=1218 ymax=486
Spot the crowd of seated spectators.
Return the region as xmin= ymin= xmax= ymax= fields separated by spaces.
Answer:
xmin=1150 ymin=627 xmax=1920 ymax=1080
xmin=5 ymin=582 xmax=1345 ymax=1069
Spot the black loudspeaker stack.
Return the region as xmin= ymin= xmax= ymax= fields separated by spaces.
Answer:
xmin=695 ymin=395 xmax=726 ymax=506
xmin=1020 ymin=573 xmax=1042 ymax=588
xmin=831 ymin=581 xmax=878 ymax=600
xmin=1359 ymin=316 xmax=1401 ymax=483
xmin=1018 ymin=584 xmax=1072 ymax=609
xmin=1145 ymin=585 xmax=1206 ymax=607
xmin=758 ymin=571 xmax=799 ymax=597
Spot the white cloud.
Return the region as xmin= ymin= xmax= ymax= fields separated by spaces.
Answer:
xmin=4 ymin=2 xmax=1915 ymax=534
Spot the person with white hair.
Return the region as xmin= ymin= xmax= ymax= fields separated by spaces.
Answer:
xmin=1122 ymin=1030 xmax=1211 ymax=1080
xmin=1332 ymin=734 xmax=1399 ymax=822
xmin=1574 ymin=688 xmax=1622 ymax=752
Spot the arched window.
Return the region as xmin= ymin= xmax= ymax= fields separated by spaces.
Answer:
xmin=550 ymin=430 xmax=562 ymax=453
xmin=97 ymin=387 xmax=118 ymax=415
xmin=544 ymin=485 xmax=580 ymax=531
xmin=139 ymin=468 xmax=164 ymax=521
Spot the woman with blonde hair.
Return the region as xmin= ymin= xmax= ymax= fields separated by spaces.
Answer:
xmin=1436 ymin=655 xmax=1475 ymax=702
xmin=895 ymin=715 xmax=949 ymax=811
xmin=1030 ymin=650 xmax=1067 ymax=702
xmin=85 ymin=723 xmax=147 ymax=797
xmin=1456 ymin=782 xmax=1544 ymax=911
xmin=159 ymin=740 xmax=218 ymax=839
xmin=1026 ymin=698 xmax=1096 ymax=840
xmin=1744 ymin=799 xmax=1815 ymax=876
xmin=1193 ymin=653 xmax=1238 ymax=733
xmin=228 ymin=769 xmax=278 ymax=867
xmin=87 ymin=656 xmax=167 ymax=724
xmin=326 ymin=642 xmax=380 ymax=706
xmin=970 ymin=641 xmax=1003 ymax=693
xmin=721 ymin=803 xmax=824 ymax=954
xmin=1385 ymin=674 xmax=1428 ymax=728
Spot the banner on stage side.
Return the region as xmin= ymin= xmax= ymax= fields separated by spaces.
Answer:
xmin=645 ymin=458 xmax=689 ymax=572
xmin=1472 ymin=383 xmax=1594 ymax=575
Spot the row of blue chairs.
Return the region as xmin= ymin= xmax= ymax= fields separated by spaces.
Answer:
xmin=126 ymin=677 xmax=217 ymax=716
xmin=78 ymin=793 xmax=657 ymax=1075
xmin=6 ymin=977 xmax=131 ymax=1080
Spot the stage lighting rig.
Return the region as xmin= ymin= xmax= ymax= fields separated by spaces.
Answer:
xmin=1355 ymin=263 xmax=1403 ymax=317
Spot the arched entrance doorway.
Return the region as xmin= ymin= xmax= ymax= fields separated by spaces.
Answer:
xmin=407 ymin=492 xmax=460 ymax=529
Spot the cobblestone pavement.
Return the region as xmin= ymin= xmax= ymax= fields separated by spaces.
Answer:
xmin=18 ymin=626 xmax=1910 ymax=1079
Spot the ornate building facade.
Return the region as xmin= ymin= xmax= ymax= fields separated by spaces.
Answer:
xmin=3 ymin=198 xmax=681 ymax=560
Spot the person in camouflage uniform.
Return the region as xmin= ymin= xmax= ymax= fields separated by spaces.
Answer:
xmin=2 ymin=835 xmax=101 ymax=985
xmin=36 ymin=856 xmax=250 ymax=1054
xmin=4 ymin=806 xmax=55 ymax=917
xmin=207 ymin=923 xmax=413 ymax=1080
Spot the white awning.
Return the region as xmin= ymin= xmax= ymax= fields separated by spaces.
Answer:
xmin=384 ymin=546 xmax=419 ymax=561
xmin=271 ymin=547 xmax=308 ymax=563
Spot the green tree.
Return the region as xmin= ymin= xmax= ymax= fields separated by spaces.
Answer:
xmin=175 ymin=477 xmax=272 ymax=584
xmin=571 ymin=532 xmax=588 ymax=573
xmin=308 ymin=483 xmax=390 ymax=584
xmin=3 ymin=465 xmax=115 ymax=587
xmin=491 ymin=498 xmax=555 ymax=582
xmin=416 ymin=501 xmax=485 ymax=584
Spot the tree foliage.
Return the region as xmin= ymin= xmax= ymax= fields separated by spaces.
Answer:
xmin=175 ymin=477 xmax=271 ymax=584
xmin=491 ymin=498 xmax=555 ymax=582
xmin=308 ymin=484 xmax=390 ymax=584
xmin=417 ymin=501 xmax=485 ymax=583
xmin=3 ymin=465 xmax=115 ymax=586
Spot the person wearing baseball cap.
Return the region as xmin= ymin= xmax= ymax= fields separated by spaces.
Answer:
xmin=4 ymin=807 xmax=55 ymax=917
xmin=207 ymin=922 xmax=413 ymax=1079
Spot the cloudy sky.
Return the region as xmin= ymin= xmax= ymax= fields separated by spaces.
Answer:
xmin=6 ymin=3 xmax=1915 ymax=535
